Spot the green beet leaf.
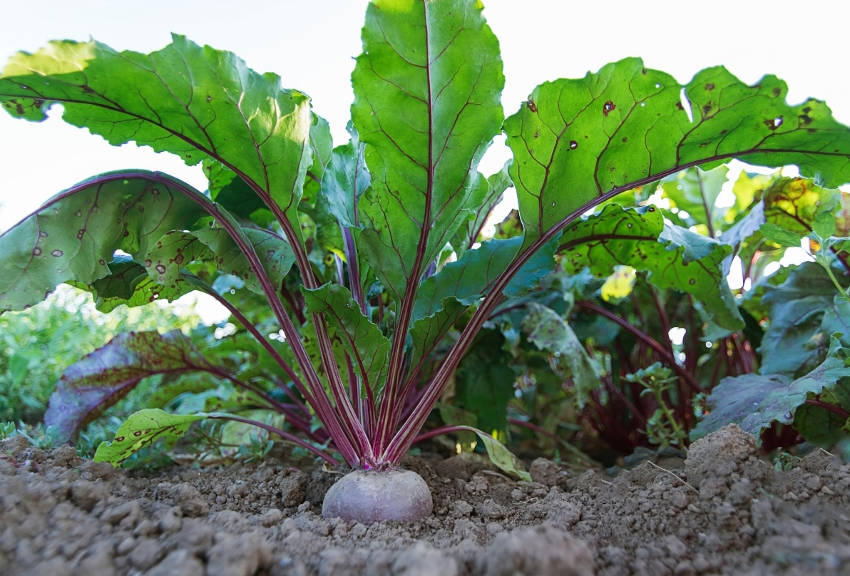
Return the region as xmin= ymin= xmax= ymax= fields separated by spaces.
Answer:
xmin=693 ymin=337 xmax=850 ymax=441
xmin=302 ymin=283 xmax=391 ymax=399
xmin=0 ymin=171 xmax=205 ymax=312
xmin=505 ymin=58 xmax=850 ymax=247
xmin=0 ymin=36 xmax=312 ymax=217
xmin=559 ymin=204 xmax=742 ymax=329
xmin=452 ymin=425 xmax=531 ymax=482
xmin=522 ymin=303 xmax=604 ymax=408
xmin=44 ymin=330 xmax=215 ymax=441
xmin=94 ymin=408 xmax=206 ymax=466
xmin=319 ymin=130 xmax=371 ymax=230
xmin=455 ymin=330 xmax=515 ymax=434
xmin=351 ymin=0 xmax=504 ymax=304
xmin=659 ymin=166 xmax=729 ymax=237
xmin=414 ymin=236 xmax=556 ymax=322
xmin=757 ymin=262 xmax=842 ymax=375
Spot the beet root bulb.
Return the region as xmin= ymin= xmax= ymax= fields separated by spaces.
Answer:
xmin=321 ymin=468 xmax=433 ymax=523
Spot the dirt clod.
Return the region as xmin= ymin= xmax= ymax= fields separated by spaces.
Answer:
xmin=477 ymin=524 xmax=593 ymax=576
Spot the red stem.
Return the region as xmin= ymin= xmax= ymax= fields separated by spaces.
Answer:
xmin=208 ymin=415 xmax=336 ymax=465
xmin=805 ymin=398 xmax=850 ymax=420
xmin=576 ymin=300 xmax=700 ymax=394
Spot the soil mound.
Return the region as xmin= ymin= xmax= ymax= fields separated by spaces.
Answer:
xmin=2 ymin=425 xmax=849 ymax=575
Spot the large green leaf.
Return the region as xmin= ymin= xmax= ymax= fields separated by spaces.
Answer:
xmin=692 ymin=338 xmax=850 ymax=440
xmin=351 ymin=0 xmax=504 ymax=303
xmin=0 ymin=35 xmax=312 ymax=216
xmin=44 ymin=330 xmax=214 ymax=441
xmin=0 ymin=171 xmax=205 ymax=312
xmin=559 ymin=204 xmax=742 ymax=329
xmin=302 ymin=283 xmax=391 ymax=399
xmin=764 ymin=177 xmax=843 ymax=237
xmin=505 ymin=58 xmax=850 ymax=245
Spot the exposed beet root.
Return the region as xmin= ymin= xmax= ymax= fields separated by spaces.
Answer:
xmin=321 ymin=468 xmax=433 ymax=523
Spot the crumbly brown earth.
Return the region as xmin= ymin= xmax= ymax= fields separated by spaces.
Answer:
xmin=2 ymin=424 xmax=849 ymax=575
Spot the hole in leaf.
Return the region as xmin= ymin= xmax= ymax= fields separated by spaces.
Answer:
xmin=765 ymin=116 xmax=783 ymax=130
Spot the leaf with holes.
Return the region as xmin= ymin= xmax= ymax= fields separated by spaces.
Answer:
xmin=558 ymin=204 xmax=742 ymax=329
xmin=0 ymin=172 xmax=205 ymax=312
xmin=505 ymin=58 xmax=850 ymax=247
xmin=93 ymin=408 xmax=207 ymax=465
xmin=523 ymin=302 xmax=604 ymax=408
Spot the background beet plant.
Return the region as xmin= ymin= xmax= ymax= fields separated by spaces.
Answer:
xmin=2 ymin=0 xmax=850 ymax=522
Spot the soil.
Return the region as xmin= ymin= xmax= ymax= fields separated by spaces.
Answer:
xmin=2 ymin=424 xmax=850 ymax=575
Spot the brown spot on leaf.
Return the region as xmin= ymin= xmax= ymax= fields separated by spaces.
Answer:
xmin=705 ymin=83 xmax=715 ymax=91
xmin=799 ymin=113 xmax=812 ymax=125
xmin=155 ymin=264 xmax=167 ymax=274
xmin=772 ymin=87 xmax=781 ymax=97
xmin=603 ymin=101 xmax=616 ymax=116
xmin=764 ymin=116 xmax=783 ymax=130
xmin=702 ymin=104 xmax=712 ymax=115
xmin=569 ymin=141 xmax=578 ymax=150
xmin=76 ymin=229 xmax=85 ymax=240
xmin=526 ymin=98 xmax=537 ymax=113
xmin=51 ymin=249 xmax=63 ymax=257
xmin=32 ymin=247 xmax=42 ymax=256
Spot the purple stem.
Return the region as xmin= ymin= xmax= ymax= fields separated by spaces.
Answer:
xmin=373 ymin=0 xmax=439 ymax=457
xmin=152 ymin=173 xmax=360 ymax=465
xmin=189 ymin=277 xmax=309 ymax=400
xmin=381 ymin=150 xmax=760 ymax=463
xmin=207 ymin=414 xmax=336 ymax=465
xmin=342 ymin=226 xmax=367 ymax=315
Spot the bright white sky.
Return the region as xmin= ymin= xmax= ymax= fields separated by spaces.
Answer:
xmin=1 ymin=0 xmax=848 ymax=233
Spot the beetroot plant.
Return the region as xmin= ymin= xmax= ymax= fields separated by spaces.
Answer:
xmin=2 ymin=0 xmax=850 ymax=522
